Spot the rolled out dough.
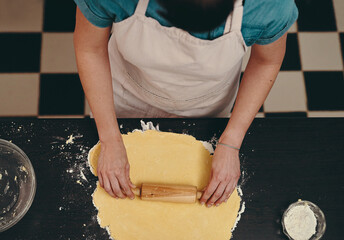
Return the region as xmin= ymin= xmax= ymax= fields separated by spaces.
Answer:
xmin=88 ymin=130 xmax=241 ymax=240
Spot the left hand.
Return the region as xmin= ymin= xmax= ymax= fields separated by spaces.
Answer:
xmin=200 ymin=143 xmax=241 ymax=207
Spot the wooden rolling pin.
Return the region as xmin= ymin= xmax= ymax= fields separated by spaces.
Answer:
xmin=131 ymin=183 xmax=203 ymax=204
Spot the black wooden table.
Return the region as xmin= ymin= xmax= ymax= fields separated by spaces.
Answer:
xmin=0 ymin=118 xmax=343 ymax=239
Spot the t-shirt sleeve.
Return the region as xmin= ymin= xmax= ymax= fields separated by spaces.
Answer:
xmin=255 ymin=0 xmax=298 ymax=45
xmin=74 ymin=0 xmax=114 ymax=28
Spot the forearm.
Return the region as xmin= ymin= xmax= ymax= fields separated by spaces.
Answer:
xmin=75 ymin=48 xmax=122 ymax=143
xmin=220 ymin=57 xmax=282 ymax=147
xmin=74 ymin=7 xmax=122 ymax=144
xmin=220 ymin=34 xmax=287 ymax=147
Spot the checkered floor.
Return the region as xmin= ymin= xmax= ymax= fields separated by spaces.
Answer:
xmin=0 ymin=0 xmax=343 ymax=118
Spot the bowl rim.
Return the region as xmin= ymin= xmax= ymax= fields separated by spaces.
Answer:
xmin=0 ymin=139 xmax=37 ymax=232
xmin=282 ymin=200 xmax=326 ymax=240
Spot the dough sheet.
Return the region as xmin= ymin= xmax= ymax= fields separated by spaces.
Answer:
xmin=88 ymin=130 xmax=241 ymax=240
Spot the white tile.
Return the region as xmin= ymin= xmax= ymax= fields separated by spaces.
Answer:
xmin=85 ymin=99 xmax=91 ymax=116
xmin=333 ymin=0 xmax=344 ymax=31
xmin=255 ymin=112 xmax=265 ymax=118
xmin=0 ymin=0 xmax=43 ymax=32
xmin=264 ymin=71 xmax=307 ymax=112
xmin=41 ymin=33 xmax=78 ymax=73
xmin=0 ymin=74 xmax=39 ymax=116
xmin=288 ymin=22 xmax=298 ymax=33
xmin=308 ymin=111 xmax=344 ymax=117
xmin=299 ymin=33 xmax=343 ymax=71
xmin=241 ymin=47 xmax=251 ymax=72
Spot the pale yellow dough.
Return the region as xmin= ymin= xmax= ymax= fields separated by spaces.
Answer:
xmin=89 ymin=130 xmax=241 ymax=240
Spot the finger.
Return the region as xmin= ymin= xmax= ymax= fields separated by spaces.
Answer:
xmin=109 ymin=175 xmax=125 ymax=199
xmin=129 ymin=181 xmax=136 ymax=189
xmin=125 ymin=164 xmax=136 ymax=189
xmin=215 ymin=183 xmax=233 ymax=205
xmin=200 ymin=178 xmax=220 ymax=206
xmin=103 ymin=175 xmax=114 ymax=197
xmin=224 ymin=184 xmax=237 ymax=202
xmin=207 ymin=182 xmax=227 ymax=207
xmin=98 ymin=171 xmax=104 ymax=188
xmin=118 ymin=175 xmax=135 ymax=199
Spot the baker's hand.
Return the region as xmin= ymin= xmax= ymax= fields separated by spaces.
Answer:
xmin=200 ymin=144 xmax=240 ymax=207
xmin=97 ymin=139 xmax=136 ymax=199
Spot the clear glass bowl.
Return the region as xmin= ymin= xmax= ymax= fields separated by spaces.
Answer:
xmin=0 ymin=139 xmax=36 ymax=232
xmin=282 ymin=200 xmax=326 ymax=240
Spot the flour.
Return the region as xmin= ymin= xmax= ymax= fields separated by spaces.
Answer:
xmin=19 ymin=166 xmax=28 ymax=174
xmin=3 ymin=181 xmax=10 ymax=194
xmin=231 ymin=201 xmax=245 ymax=233
xmin=284 ymin=204 xmax=317 ymax=240
xmin=66 ymin=135 xmax=75 ymax=144
xmin=140 ymin=120 xmax=159 ymax=131
xmin=201 ymin=141 xmax=214 ymax=154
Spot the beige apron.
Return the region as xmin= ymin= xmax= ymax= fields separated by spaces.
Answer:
xmin=108 ymin=0 xmax=247 ymax=118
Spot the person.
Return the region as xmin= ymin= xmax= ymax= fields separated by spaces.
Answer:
xmin=73 ymin=0 xmax=298 ymax=207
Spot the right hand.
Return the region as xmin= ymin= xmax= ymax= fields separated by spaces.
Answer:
xmin=97 ymin=138 xmax=136 ymax=199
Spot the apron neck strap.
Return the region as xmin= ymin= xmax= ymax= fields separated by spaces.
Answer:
xmin=223 ymin=0 xmax=244 ymax=34
xmin=135 ymin=0 xmax=149 ymax=15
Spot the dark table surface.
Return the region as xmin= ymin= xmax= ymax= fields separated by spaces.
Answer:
xmin=0 ymin=118 xmax=343 ymax=240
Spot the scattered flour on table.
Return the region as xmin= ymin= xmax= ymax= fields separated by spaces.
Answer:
xmin=284 ymin=204 xmax=317 ymax=240
xmin=231 ymin=186 xmax=246 ymax=233
xmin=139 ymin=120 xmax=160 ymax=131
xmin=201 ymin=141 xmax=214 ymax=154
xmin=66 ymin=135 xmax=75 ymax=144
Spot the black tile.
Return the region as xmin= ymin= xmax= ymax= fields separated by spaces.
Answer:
xmin=265 ymin=112 xmax=307 ymax=118
xmin=304 ymin=72 xmax=344 ymax=111
xmin=295 ymin=0 xmax=337 ymax=31
xmin=44 ymin=0 xmax=76 ymax=32
xmin=281 ymin=33 xmax=301 ymax=71
xmin=340 ymin=33 xmax=344 ymax=64
xmin=39 ymin=74 xmax=84 ymax=115
xmin=0 ymin=33 xmax=41 ymax=73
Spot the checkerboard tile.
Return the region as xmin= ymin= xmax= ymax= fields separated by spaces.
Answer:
xmin=264 ymin=72 xmax=307 ymax=113
xmin=308 ymin=111 xmax=344 ymax=118
xmin=265 ymin=112 xmax=307 ymax=118
xmin=0 ymin=0 xmax=44 ymax=32
xmin=41 ymin=33 xmax=77 ymax=73
xmin=296 ymin=0 xmax=337 ymax=31
xmin=0 ymin=0 xmax=343 ymax=118
xmin=43 ymin=0 xmax=76 ymax=32
xmin=333 ymin=0 xmax=344 ymax=32
xmin=39 ymin=74 xmax=84 ymax=115
xmin=0 ymin=33 xmax=41 ymax=73
xmin=340 ymin=33 xmax=344 ymax=63
xmin=299 ymin=33 xmax=343 ymax=71
xmin=304 ymin=71 xmax=344 ymax=111
xmin=0 ymin=74 xmax=40 ymax=116
xmin=281 ymin=33 xmax=301 ymax=71
xmin=85 ymin=99 xmax=91 ymax=116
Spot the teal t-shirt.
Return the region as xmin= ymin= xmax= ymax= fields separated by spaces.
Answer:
xmin=74 ymin=0 xmax=298 ymax=46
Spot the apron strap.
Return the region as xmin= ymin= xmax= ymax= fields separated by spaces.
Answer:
xmin=223 ymin=0 xmax=244 ymax=34
xmin=135 ymin=0 xmax=150 ymax=16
